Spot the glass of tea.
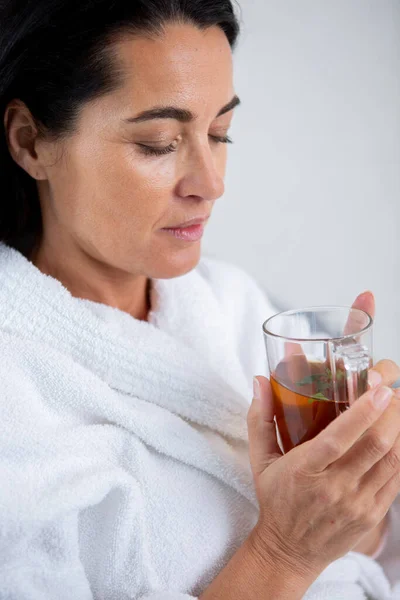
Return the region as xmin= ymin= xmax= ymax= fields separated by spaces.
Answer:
xmin=263 ymin=307 xmax=373 ymax=453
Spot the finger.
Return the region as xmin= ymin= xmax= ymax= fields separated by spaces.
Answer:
xmin=276 ymin=352 xmax=311 ymax=392
xmin=247 ymin=376 xmax=282 ymax=478
xmin=303 ymin=386 xmax=393 ymax=472
xmin=352 ymin=291 xmax=376 ymax=320
xmin=297 ymin=399 xmax=336 ymax=445
xmin=284 ymin=341 xmax=304 ymax=359
xmin=375 ymin=469 xmax=400 ymax=516
xmin=359 ymin=430 xmax=400 ymax=496
xmin=280 ymin=342 xmax=312 ymax=395
xmin=369 ymin=359 xmax=400 ymax=389
xmin=344 ymin=291 xmax=375 ymax=336
xmin=368 ymin=368 xmax=383 ymax=389
xmin=333 ymin=390 xmax=400 ymax=485
xmin=283 ymin=294 xmax=374 ymax=353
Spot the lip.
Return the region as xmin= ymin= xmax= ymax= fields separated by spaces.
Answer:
xmin=165 ymin=216 xmax=210 ymax=229
xmin=161 ymin=223 xmax=205 ymax=242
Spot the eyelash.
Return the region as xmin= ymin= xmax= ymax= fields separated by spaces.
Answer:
xmin=137 ymin=135 xmax=233 ymax=157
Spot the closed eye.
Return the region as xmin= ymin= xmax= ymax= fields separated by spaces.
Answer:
xmin=137 ymin=142 xmax=177 ymax=156
xmin=209 ymin=134 xmax=233 ymax=144
xmin=136 ymin=134 xmax=234 ymax=157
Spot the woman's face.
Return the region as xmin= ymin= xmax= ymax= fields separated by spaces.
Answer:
xmin=36 ymin=23 xmax=238 ymax=280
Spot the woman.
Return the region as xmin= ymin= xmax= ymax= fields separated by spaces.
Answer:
xmin=0 ymin=1 xmax=399 ymax=598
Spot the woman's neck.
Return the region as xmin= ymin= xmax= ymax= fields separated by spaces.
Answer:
xmin=30 ymin=239 xmax=152 ymax=322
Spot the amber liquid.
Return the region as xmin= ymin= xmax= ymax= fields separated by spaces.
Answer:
xmin=271 ymin=355 xmax=369 ymax=453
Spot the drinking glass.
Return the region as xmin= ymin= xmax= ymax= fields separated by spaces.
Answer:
xmin=263 ymin=306 xmax=373 ymax=453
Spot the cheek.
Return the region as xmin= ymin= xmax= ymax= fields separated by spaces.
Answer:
xmin=73 ymin=143 xmax=177 ymax=235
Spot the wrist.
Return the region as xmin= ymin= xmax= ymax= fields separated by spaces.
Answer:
xmin=246 ymin=528 xmax=321 ymax=598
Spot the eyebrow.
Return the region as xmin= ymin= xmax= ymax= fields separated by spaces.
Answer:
xmin=123 ymin=95 xmax=241 ymax=124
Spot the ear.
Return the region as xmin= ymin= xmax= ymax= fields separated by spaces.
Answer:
xmin=3 ymin=99 xmax=47 ymax=181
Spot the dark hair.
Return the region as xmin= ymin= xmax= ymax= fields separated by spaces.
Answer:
xmin=0 ymin=0 xmax=240 ymax=258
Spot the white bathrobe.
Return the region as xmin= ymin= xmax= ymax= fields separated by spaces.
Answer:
xmin=0 ymin=241 xmax=398 ymax=600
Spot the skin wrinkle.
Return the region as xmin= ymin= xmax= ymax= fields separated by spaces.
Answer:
xmin=6 ymin=23 xmax=237 ymax=321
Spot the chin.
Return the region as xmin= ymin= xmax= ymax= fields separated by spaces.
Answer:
xmin=150 ymin=243 xmax=202 ymax=280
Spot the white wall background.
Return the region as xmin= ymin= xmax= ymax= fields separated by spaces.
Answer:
xmin=203 ymin=0 xmax=400 ymax=364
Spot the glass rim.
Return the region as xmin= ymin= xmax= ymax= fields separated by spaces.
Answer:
xmin=262 ymin=305 xmax=374 ymax=342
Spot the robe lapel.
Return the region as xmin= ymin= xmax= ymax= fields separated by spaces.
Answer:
xmin=0 ymin=243 xmax=257 ymax=505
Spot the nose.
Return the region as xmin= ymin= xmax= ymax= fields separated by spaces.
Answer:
xmin=176 ymin=145 xmax=225 ymax=201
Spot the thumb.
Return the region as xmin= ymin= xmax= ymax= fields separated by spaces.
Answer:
xmin=247 ymin=376 xmax=282 ymax=479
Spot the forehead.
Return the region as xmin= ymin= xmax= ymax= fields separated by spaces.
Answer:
xmin=111 ymin=23 xmax=234 ymax=115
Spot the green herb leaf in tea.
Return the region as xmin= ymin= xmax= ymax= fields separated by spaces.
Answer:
xmin=297 ymin=375 xmax=319 ymax=386
xmin=311 ymin=392 xmax=330 ymax=401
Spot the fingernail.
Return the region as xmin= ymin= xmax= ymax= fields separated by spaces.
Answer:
xmin=368 ymin=369 xmax=383 ymax=389
xmin=253 ymin=377 xmax=261 ymax=401
xmin=373 ymin=386 xmax=393 ymax=409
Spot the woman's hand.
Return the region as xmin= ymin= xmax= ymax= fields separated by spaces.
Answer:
xmin=247 ymin=376 xmax=400 ymax=580
xmin=349 ymin=290 xmax=400 ymax=556
xmin=351 ymin=358 xmax=400 ymax=556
